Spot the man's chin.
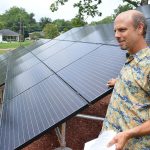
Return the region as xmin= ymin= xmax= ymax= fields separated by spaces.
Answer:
xmin=120 ymin=46 xmax=128 ymax=50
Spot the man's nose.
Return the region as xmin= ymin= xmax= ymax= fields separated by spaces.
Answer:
xmin=115 ymin=31 xmax=120 ymax=38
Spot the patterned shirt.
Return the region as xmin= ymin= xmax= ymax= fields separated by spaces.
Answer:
xmin=102 ymin=47 xmax=150 ymax=150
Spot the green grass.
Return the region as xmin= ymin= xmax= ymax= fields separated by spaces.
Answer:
xmin=0 ymin=40 xmax=33 ymax=49
xmin=0 ymin=50 xmax=7 ymax=54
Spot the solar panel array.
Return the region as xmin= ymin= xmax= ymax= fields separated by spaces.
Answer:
xmin=0 ymin=39 xmax=50 ymax=86
xmin=0 ymin=5 xmax=150 ymax=150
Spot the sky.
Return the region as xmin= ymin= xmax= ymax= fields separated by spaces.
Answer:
xmin=0 ymin=0 xmax=123 ymax=23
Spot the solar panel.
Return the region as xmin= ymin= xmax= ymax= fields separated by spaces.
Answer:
xmin=25 ymin=39 xmax=50 ymax=52
xmin=146 ymin=19 xmax=150 ymax=44
xmin=32 ymin=39 xmax=58 ymax=55
xmin=4 ymin=62 xmax=53 ymax=101
xmin=55 ymin=27 xmax=83 ymax=40
xmin=137 ymin=5 xmax=150 ymax=18
xmin=0 ymin=59 xmax=8 ymax=86
xmin=58 ymin=45 xmax=126 ymax=102
xmin=36 ymin=40 xmax=74 ymax=61
xmin=0 ymin=52 xmax=10 ymax=85
xmin=0 ymin=74 xmax=87 ymax=150
xmin=44 ymin=42 xmax=101 ymax=72
xmin=63 ymin=23 xmax=115 ymax=44
xmin=0 ymin=40 xmax=49 ymax=86
xmin=11 ymin=47 xmax=31 ymax=60
xmin=0 ymin=52 xmax=9 ymax=62
xmin=7 ymin=56 xmax=40 ymax=79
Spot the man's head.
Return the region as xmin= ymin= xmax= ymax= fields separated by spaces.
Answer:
xmin=114 ymin=10 xmax=147 ymax=53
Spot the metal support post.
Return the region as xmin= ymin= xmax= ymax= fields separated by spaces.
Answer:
xmin=54 ymin=122 xmax=72 ymax=150
xmin=76 ymin=114 xmax=105 ymax=121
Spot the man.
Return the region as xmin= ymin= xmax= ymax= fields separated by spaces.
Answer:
xmin=102 ymin=10 xmax=150 ymax=150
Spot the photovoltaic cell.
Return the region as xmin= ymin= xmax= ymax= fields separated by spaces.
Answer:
xmin=146 ymin=19 xmax=150 ymax=44
xmin=0 ymin=74 xmax=87 ymax=150
xmin=63 ymin=24 xmax=115 ymax=44
xmin=137 ymin=5 xmax=150 ymax=18
xmin=4 ymin=62 xmax=53 ymax=101
xmin=0 ymin=59 xmax=8 ymax=85
xmin=25 ymin=39 xmax=50 ymax=52
xmin=11 ymin=47 xmax=29 ymax=60
xmin=11 ymin=53 xmax=34 ymax=64
xmin=55 ymin=27 xmax=83 ymax=40
xmin=58 ymin=45 xmax=126 ymax=102
xmin=36 ymin=41 xmax=74 ymax=61
xmin=32 ymin=39 xmax=59 ymax=55
xmin=0 ymin=52 xmax=9 ymax=85
xmin=44 ymin=42 xmax=101 ymax=72
xmin=7 ymin=56 xmax=40 ymax=79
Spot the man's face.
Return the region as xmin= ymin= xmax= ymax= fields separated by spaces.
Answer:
xmin=114 ymin=16 xmax=140 ymax=51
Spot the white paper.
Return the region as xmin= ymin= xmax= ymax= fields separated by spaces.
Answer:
xmin=84 ymin=130 xmax=117 ymax=150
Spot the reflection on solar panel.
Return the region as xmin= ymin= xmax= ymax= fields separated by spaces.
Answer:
xmin=44 ymin=42 xmax=101 ymax=72
xmin=0 ymin=39 xmax=50 ymax=86
xmin=59 ymin=24 xmax=115 ymax=44
xmin=0 ymin=52 xmax=10 ymax=86
xmin=0 ymin=5 xmax=150 ymax=150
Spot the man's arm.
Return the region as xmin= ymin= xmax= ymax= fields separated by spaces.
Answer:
xmin=107 ymin=120 xmax=150 ymax=150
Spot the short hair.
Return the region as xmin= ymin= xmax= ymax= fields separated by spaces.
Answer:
xmin=132 ymin=13 xmax=147 ymax=37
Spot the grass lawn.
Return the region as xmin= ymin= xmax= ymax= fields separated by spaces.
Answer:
xmin=0 ymin=40 xmax=33 ymax=50
xmin=0 ymin=50 xmax=7 ymax=54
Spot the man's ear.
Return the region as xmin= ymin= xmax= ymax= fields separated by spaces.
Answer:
xmin=138 ymin=22 xmax=144 ymax=35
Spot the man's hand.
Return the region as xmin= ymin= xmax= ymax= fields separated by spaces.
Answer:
xmin=107 ymin=78 xmax=117 ymax=87
xmin=107 ymin=131 xmax=130 ymax=150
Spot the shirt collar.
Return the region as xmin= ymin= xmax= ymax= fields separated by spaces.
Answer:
xmin=125 ymin=47 xmax=150 ymax=64
xmin=134 ymin=47 xmax=150 ymax=64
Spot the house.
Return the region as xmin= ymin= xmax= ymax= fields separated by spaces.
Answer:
xmin=0 ymin=29 xmax=19 ymax=42
xmin=28 ymin=31 xmax=44 ymax=40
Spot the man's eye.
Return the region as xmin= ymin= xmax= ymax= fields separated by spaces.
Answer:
xmin=119 ymin=29 xmax=126 ymax=32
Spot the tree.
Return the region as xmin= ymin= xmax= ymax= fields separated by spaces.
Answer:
xmin=1 ymin=6 xmax=37 ymax=38
xmin=53 ymin=19 xmax=72 ymax=32
xmin=113 ymin=3 xmax=134 ymax=19
xmin=70 ymin=17 xmax=87 ymax=27
xmin=50 ymin=0 xmax=149 ymax=19
xmin=43 ymin=23 xmax=59 ymax=39
xmin=90 ymin=16 xmax=114 ymax=25
xmin=39 ymin=17 xmax=52 ymax=29
xmin=0 ymin=15 xmax=5 ymax=29
xmin=90 ymin=3 xmax=134 ymax=25
xmin=29 ymin=32 xmax=44 ymax=40
xmin=50 ymin=0 xmax=102 ymax=19
xmin=123 ymin=0 xmax=148 ymax=7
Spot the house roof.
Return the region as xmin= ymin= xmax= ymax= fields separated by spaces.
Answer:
xmin=0 ymin=29 xmax=19 ymax=36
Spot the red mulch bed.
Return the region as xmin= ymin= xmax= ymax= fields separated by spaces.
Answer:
xmin=23 ymin=94 xmax=111 ymax=150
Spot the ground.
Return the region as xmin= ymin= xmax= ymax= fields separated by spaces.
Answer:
xmin=23 ymin=94 xmax=111 ymax=150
